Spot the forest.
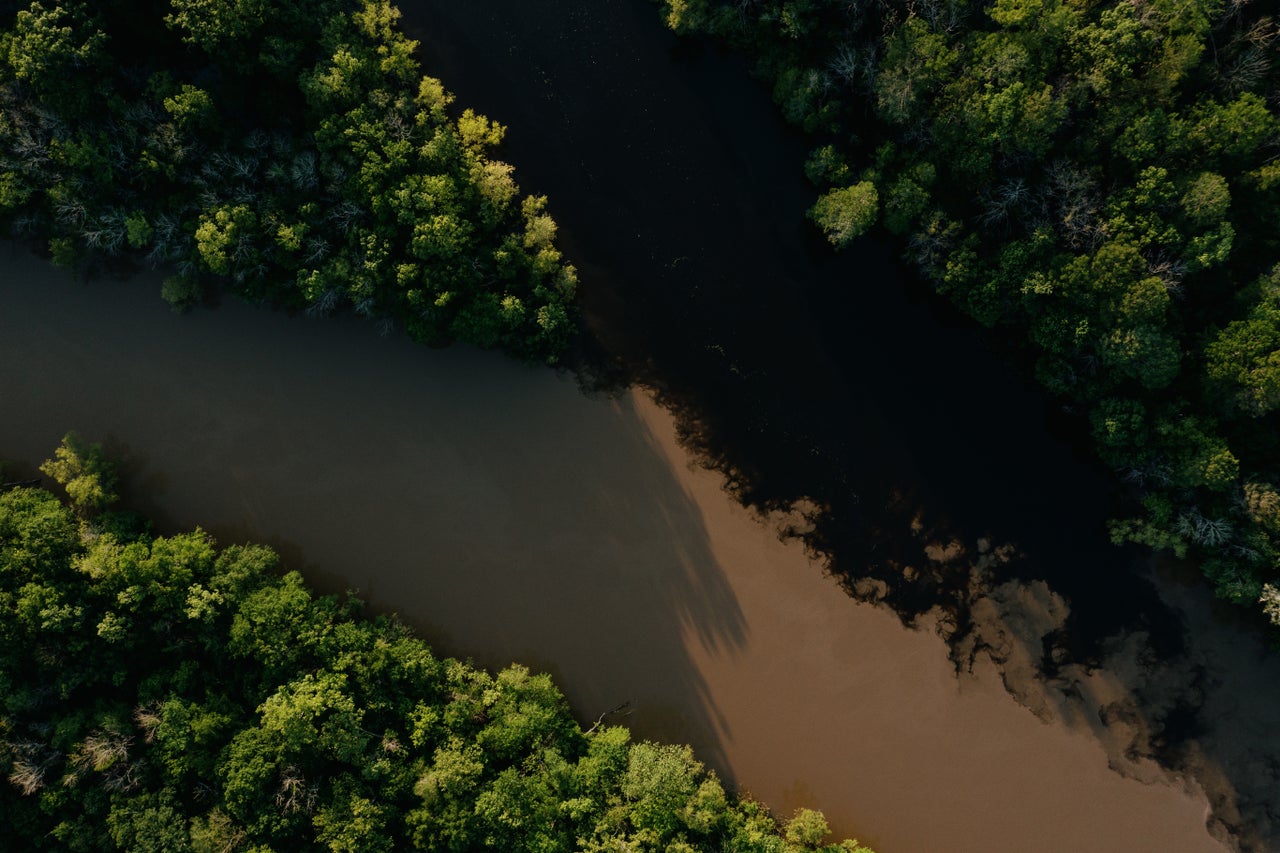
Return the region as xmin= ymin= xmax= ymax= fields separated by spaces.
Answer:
xmin=5 ymin=0 xmax=1279 ymax=623
xmin=0 ymin=3 xmax=880 ymax=847
xmin=3 ymin=0 xmax=1280 ymax=845
xmin=0 ymin=436 xmax=872 ymax=852
xmin=659 ymin=0 xmax=1280 ymax=626
xmin=0 ymin=0 xmax=576 ymax=361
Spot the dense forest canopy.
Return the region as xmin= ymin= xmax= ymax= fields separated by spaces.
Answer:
xmin=0 ymin=0 xmax=577 ymax=361
xmin=660 ymin=0 xmax=1280 ymax=626
xmin=0 ymin=436 xmax=874 ymax=851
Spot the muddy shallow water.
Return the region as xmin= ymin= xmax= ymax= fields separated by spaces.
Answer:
xmin=2 ymin=1 xmax=1277 ymax=848
xmin=0 ymin=250 xmax=1227 ymax=851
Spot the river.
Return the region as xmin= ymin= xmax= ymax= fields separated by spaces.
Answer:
xmin=399 ymin=0 xmax=1280 ymax=845
xmin=0 ymin=249 xmax=1227 ymax=851
xmin=2 ymin=0 xmax=1279 ymax=848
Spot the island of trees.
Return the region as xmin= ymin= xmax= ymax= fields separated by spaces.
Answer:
xmin=0 ymin=435 xmax=874 ymax=852
xmin=660 ymin=0 xmax=1280 ymax=626
xmin=0 ymin=0 xmax=577 ymax=362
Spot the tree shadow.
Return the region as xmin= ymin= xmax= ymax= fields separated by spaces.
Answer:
xmin=5 ymin=0 xmax=1278 ymax=845
xmin=397 ymin=2 xmax=1280 ymax=847
xmin=0 ymin=247 xmax=750 ymax=780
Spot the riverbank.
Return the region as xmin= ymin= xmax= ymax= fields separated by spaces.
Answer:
xmin=393 ymin=3 xmax=1280 ymax=845
xmin=0 ymin=247 xmax=1229 ymax=850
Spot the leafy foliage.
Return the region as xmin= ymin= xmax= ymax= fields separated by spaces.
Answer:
xmin=38 ymin=432 xmax=116 ymax=513
xmin=0 ymin=449 xmax=872 ymax=851
xmin=658 ymin=0 xmax=1280 ymax=626
xmin=0 ymin=0 xmax=576 ymax=362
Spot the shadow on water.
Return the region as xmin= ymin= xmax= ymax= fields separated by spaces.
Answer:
xmin=401 ymin=0 xmax=1280 ymax=847
xmin=2 ymin=0 xmax=1277 ymax=844
xmin=0 ymin=247 xmax=747 ymax=778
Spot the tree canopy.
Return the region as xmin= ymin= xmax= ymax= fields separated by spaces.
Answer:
xmin=0 ymin=0 xmax=577 ymax=362
xmin=0 ymin=438 xmax=874 ymax=851
xmin=659 ymin=0 xmax=1280 ymax=628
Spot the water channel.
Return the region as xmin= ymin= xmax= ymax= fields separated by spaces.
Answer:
xmin=3 ymin=0 xmax=1280 ymax=849
xmin=0 ymin=249 xmax=1226 ymax=852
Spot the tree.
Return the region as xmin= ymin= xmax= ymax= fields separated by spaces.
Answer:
xmin=1 ymin=462 xmax=867 ymax=850
xmin=1205 ymin=272 xmax=1280 ymax=416
xmin=882 ymin=162 xmax=935 ymax=235
xmin=656 ymin=0 xmax=1280 ymax=627
xmin=873 ymin=18 xmax=958 ymax=126
xmin=1 ymin=0 xmax=579 ymax=364
xmin=1188 ymin=93 xmax=1278 ymax=163
xmin=38 ymin=431 xmax=116 ymax=513
xmin=194 ymin=204 xmax=258 ymax=277
xmin=1180 ymin=172 xmax=1230 ymax=226
xmin=0 ymin=2 xmax=108 ymax=115
xmin=810 ymin=182 xmax=878 ymax=247
xmin=106 ymin=792 xmax=193 ymax=853
xmin=161 ymin=84 xmax=217 ymax=133
xmin=165 ymin=0 xmax=342 ymax=75
xmin=313 ymin=784 xmax=393 ymax=853
xmin=619 ymin=742 xmax=702 ymax=842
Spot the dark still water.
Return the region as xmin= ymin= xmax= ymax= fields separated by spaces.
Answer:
xmin=400 ymin=1 xmax=1280 ymax=847
xmin=0 ymin=251 xmax=1222 ymax=852
xmin=401 ymin=0 xmax=1139 ymax=632
xmin=1 ymin=0 xmax=1278 ymax=848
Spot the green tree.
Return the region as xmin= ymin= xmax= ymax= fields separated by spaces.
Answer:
xmin=0 ymin=2 xmax=107 ymax=114
xmin=1180 ymin=172 xmax=1230 ymax=226
xmin=193 ymin=204 xmax=257 ymax=276
xmin=811 ymin=182 xmax=878 ymax=247
xmin=0 ymin=460 xmax=868 ymax=850
xmin=38 ymin=431 xmax=116 ymax=513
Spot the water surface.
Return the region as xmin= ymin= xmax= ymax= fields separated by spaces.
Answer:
xmin=0 ymin=250 xmax=1227 ymax=851
xmin=2 ymin=1 xmax=1276 ymax=848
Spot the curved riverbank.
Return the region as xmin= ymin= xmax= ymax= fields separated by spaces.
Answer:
xmin=0 ymin=248 xmax=1230 ymax=851
xmin=396 ymin=3 xmax=1280 ymax=845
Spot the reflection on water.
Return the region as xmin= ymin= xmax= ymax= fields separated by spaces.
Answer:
xmin=0 ymin=250 xmax=1234 ymax=852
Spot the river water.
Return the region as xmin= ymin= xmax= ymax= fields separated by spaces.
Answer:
xmin=0 ymin=250 xmax=1228 ymax=851
xmin=397 ymin=1 xmax=1280 ymax=845
xmin=2 ymin=0 xmax=1279 ymax=849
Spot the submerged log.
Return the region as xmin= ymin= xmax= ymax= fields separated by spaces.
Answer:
xmin=585 ymin=700 xmax=633 ymax=735
xmin=0 ymin=478 xmax=41 ymax=491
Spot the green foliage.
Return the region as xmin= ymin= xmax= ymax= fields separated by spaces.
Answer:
xmin=0 ymin=2 xmax=107 ymax=115
xmin=161 ymin=84 xmax=216 ymax=132
xmin=164 ymin=0 xmax=344 ymax=75
xmin=882 ymin=162 xmax=934 ymax=235
xmin=662 ymin=0 xmax=1280 ymax=628
xmin=874 ymin=18 xmax=958 ymax=126
xmin=804 ymin=145 xmax=850 ymax=187
xmin=194 ymin=204 xmax=257 ymax=276
xmin=1180 ymin=172 xmax=1230 ymax=227
xmin=160 ymin=275 xmax=202 ymax=313
xmin=0 ymin=463 xmax=868 ymax=851
xmin=1205 ymin=269 xmax=1280 ymax=416
xmin=810 ymin=182 xmax=878 ymax=247
xmin=37 ymin=432 xmax=116 ymax=513
xmin=0 ymin=0 xmax=577 ymax=364
xmin=661 ymin=0 xmax=712 ymax=34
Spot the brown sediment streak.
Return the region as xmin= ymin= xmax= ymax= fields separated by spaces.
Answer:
xmin=0 ymin=249 xmax=1225 ymax=851
xmin=628 ymin=392 xmax=1220 ymax=852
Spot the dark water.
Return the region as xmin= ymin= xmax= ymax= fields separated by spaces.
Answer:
xmin=0 ymin=251 xmax=1224 ymax=852
xmin=398 ymin=1 xmax=1279 ymax=848
xmin=401 ymin=0 xmax=1137 ymax=634
xmin=1 ymin=0 xmax=1279 ymax=847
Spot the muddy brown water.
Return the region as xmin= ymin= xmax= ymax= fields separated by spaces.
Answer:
xmin=3 ymin=0 xmax=1277 ymax=848
xmin=0 ymin=250 xmax=1224 ymax=851
xmin=387 ymin=2 xmax=1280 ymax=848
